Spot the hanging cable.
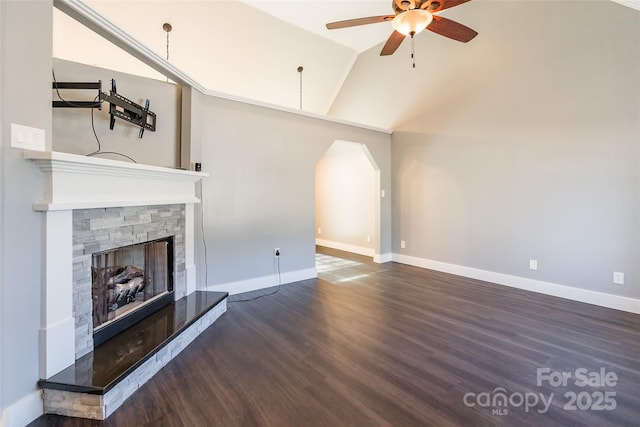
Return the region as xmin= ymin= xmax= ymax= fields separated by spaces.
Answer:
xmin=52 ymin=69 xmax=136 ymax=163
xmin=163 ymin=23 xmax=172 ymax=83
xmin=163 ymin=23 xmax=172 ymax=61
xmin=297 ymin=66 xmax=304 ymax=110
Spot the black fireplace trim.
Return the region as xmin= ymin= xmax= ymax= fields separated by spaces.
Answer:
xmin=92 ymin=236 xmax=175 ymax=347
xmin=93 ymin=291 xmax=174 ymax=347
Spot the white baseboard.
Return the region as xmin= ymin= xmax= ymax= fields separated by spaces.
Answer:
xmin=206 ymin=267 xmax=317 ymax=295
xmin=316 ymin=239 xmax=374 ymax=257
xmin=392 ymin=254 xmax=640 ymax=314
xmin=0 ymin=390 xmax=43 ymax=427
xmin=185 ymin=263 xmax=197 ymax=295
xmin=374 ymin=253 xmax=393 ymax=264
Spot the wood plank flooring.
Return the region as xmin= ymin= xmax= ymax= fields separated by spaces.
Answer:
xmin=30 ymin=247 xmax=640 ymax=426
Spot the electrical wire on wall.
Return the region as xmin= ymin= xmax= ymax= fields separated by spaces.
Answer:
xmin=228 ymin=255 xmax=282 ymax=303
xmin=199 ymin=180 xmax=209 ymax=289
xmin=199 ymin=178 xmax=281 ymax=304
xmin=52 ymin=69 xmax=137 ymax=163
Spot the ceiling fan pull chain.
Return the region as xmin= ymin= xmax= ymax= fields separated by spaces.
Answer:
xmin=411 ymin=35 xmax=416 ymax=68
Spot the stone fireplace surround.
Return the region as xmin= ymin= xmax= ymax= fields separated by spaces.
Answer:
xmin=25 ymin=150 xmax=226 ymax=419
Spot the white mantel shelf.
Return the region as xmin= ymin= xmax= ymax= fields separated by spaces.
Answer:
xmin=25 ymin=150 xmax=208 ymax=211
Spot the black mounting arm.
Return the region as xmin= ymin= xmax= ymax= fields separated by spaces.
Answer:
xmin=100 ymin=79 xmax=156 ymax=137
xmin=52 ymin=79 xmax=156 ymax=138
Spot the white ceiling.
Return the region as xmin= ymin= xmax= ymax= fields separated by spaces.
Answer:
xmin=237 ymin=1 xmax=397 ymax=53
xmin=53 ymin=0 xmax=639 ymax=125
xmin=239 ymin=0 xmax=640 ymax=53
xmin=54 ymin=1 xmax=362 ymax=115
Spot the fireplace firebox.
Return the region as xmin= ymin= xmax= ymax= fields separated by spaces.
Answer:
xmin=92 ymin=236 xmax=174 ymax=346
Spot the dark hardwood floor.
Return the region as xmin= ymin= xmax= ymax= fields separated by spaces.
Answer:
xmin=30 ymin=247 xmax=640 ymax=426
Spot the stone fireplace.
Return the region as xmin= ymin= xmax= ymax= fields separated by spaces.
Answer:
xmin=74 ymin=206 xmax=183 ymax=354
xmin=26 ymin=151 xmax=228 ymax=420
xmin=25 ymin=150 xmax=206 ymax=378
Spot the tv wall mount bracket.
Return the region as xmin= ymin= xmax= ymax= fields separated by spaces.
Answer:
xmin=52 ymin=79 xmax=156 ymax=138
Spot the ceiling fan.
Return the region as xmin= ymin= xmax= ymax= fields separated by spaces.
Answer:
xmin=326 ymin=0 xmax=477 ymax=58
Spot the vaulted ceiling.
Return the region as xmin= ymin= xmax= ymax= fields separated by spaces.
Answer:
xmin=53 ymin=0 xmax=639 ymax=130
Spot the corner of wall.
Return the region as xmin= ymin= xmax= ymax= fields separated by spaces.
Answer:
xmin=0 ymin=391 xmax=43 ymax=427
xmin=392 ymin=253 xmax=640 ymax=315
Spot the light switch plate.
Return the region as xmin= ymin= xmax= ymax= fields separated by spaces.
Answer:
xmin=11 ymin=123 xmax=45 ymax=151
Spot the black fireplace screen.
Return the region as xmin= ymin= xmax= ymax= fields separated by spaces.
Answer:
xmin=92 ymin=237 xmax=174 ymax=331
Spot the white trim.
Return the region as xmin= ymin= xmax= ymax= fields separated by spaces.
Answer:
xmin=0 ymin=390 xmax=43 ymax=427
xmin=39 ymin=318 xmax=76 ymax=379
xmin=610 ymin=0 xmax=640 ymax=11
xmin=33 ymin=198 xmax=201 ymax=212
xmin=374 ymin=253 xmax=393 ymax=264
xmin=316 ymin=239 xmax=375 ymax=258
xmin=393 ymin=254 xmax=640 ymax=314
xmin=206 ymin=267 xmax=317 ymax=295
xmin=24 ymin=150 xmax=206 ymax=211
xmin=41 ymin=210 xmax=75 ymax=379
xmin=52 ymin=0 xmax=392 ymax=136
xmin=24 ymin=149 xmax=207 ymax=179
xmin=185 ymin=264 xmax=197 ymax=296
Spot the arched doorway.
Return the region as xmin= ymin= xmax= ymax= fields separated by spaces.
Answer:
xmin=315 ymin=140 xmax=381 ymax=258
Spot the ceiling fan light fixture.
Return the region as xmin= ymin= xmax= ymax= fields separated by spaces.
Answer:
xmin=391 ymin=9 xmax=433 ymax=36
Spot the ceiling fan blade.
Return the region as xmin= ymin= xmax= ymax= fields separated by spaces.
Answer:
xmin=326 ymin=15 xmax=395 ymax=30
xmin=422 ymin=0 xmax=472 ymax=13
xmin=380 ymin=31 xmax=406 ymax=56
xmin=427 ymin=15 xmax=478 ymax=42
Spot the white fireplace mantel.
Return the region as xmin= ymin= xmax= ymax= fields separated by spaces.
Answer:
xmin=25 ymin=150 xmax=206 ymax=379
xmin=24 ymin=150 xmax=208 ymax=211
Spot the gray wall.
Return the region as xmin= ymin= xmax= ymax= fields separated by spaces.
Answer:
xmin=191 ymin=95 xmax=391 ymax=288
xmin=332 ymin=1 xmax=639 ymax=299
xmin=0 ymin=4 xmax=183 ymax=423
xmin=52 ymin=58 xmax=181 ymax=168
xmin=0 ymin=0 xmax=52 ymax=420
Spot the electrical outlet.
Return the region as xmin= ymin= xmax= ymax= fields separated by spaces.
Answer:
xmin=274 ymin=248 xmax=280 ymax=257
xmin=400 ymin=240 xmax=406 ymax=249
xmin=613 ymin=272 xmax=624 ymax=285
xmin=317 ymin=228 xmax=322 ymax=235
xmin=367 ymin=235 xmax=371 ymax=243
xmin=529 ymin=259 xmax=538 ymax=271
